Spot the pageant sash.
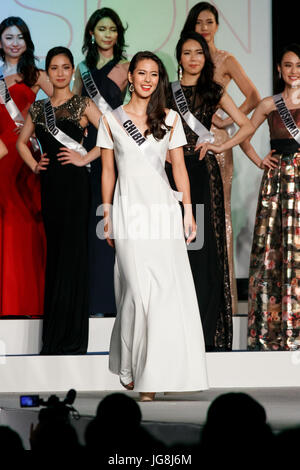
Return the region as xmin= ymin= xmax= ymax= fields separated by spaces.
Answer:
xmin=273 ymin=93 xmax=300 ymax=144
xmin=0 ymin=65 xmax=40 ymax=152
xmin=171 ymin=80 xmax=214 ymax=144
xmin=0 ymin=65 xmax=24 ymax=121
xmin=112 ymin=106 xmax=182 ymax=202
xmin=44 ymin=98 xmax=87 ymax=157
xmin=79 ymin=61 xmax=113 ymax=114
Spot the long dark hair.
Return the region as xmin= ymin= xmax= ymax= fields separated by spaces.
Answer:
xmin=176 ymin=32 xmax=223 ymax=113
xmin=45 ymin=46 xmax=74 ymax=73
xmin=0 ymin=16 xmax=39 ymax=87
xmin=129 ymin=51 xmax=171 ymax=141
xmin=181 ymin=1 xmax=219 ymax=34
xmin=275 ymin=43 xmax=300 ymax=93
xmin=82 ymin=8 xmax=127 ymax=69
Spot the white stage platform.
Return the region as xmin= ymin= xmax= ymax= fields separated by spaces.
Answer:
xmin=0 ymin=303 xmax=299 ymax=393
xmin=1 ymin=302 xmax=300 ymax=449
xmin=1 ymin=351 xmax=300 ymax=393
xmin=0 ymin=313 xmax=248 ymax=355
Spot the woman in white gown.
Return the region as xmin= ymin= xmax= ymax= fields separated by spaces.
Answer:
xmin=97 ymin=51 xmax=208 ymax=400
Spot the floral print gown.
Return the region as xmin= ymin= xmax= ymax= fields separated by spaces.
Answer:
xmin=248 ymin=107 xmax=300 ymax=351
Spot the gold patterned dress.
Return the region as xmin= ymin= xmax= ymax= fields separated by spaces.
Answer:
xmin=248 ymin=108 xmax=300 ymax=351
xmin=211 ymin=50 xmax=238 ymax=315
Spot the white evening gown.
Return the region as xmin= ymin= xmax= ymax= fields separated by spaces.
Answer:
xmin=97 ymin=107 xmax=209 ymax=392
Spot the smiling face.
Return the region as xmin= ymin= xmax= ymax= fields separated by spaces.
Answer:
xmin=180 ymin=39 xmax=205 ymax=77
xmin=0 ymin=25 xmax=26 ymax=61
xmin=91 ymin=17 xmax=118 ymax=53
xmin=129 ymin=59 xmax=159 ymax=98
xmin=195 ymin=9 xmax=218 ymax=45
xmin=47 ymin=53 xmax=74 ymax=89
xmin=278 ymin=51 xmax=300 ymax=89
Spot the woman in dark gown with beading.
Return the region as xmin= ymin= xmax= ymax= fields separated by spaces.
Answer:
xmin=17 ymin=47 xmax=101 ymax=354
xmin=166 ymin=32 xmax=253 ymax=350
xmin=73 ymin=8 xmax=129 ymax=315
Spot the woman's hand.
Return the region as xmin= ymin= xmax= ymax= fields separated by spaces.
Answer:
xmin=104 ymin=216 xmax=115 ymax=248
xmin=195 ymin=142 xmax=222 ymax=160
xmin=13 ymin=121 xmax=24 ymax=135
xmin=34 ymin=153 xmax=49 ymax=174
xmin=212 ymin=113 xmax=233 ymax=129
xmin=57 ymin=147 xmax=85 ymax=166
xmin=259 ymin=150 xmax=279 ymax=170
xmin=184 ymin=208 xmax=197 ymax=245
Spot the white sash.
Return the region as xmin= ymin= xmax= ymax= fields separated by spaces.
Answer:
xmin=112 ymin=106 xmax=182 ymax=202
xmin=44 ymin=98 xmax=88 ymax=157
xmin=171 ymin=80 xmax=214 ymax=144
xmin=0 ymin=65 xmax=40 ymax=152
xmin=79 ymin=61 xmax=113 ymax=114
xmin=273 ymin=93 xmax=300 ymax=144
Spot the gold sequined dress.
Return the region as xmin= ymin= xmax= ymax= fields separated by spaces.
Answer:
xmin=211 ymin=50 xmax=238 ymax=315
xmin=248 ymin=108 xmax=300 ymax=350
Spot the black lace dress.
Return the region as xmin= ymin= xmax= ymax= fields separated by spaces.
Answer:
xmin=166 ymin=85 xmax=232 ymax=350
xmin=30 ymin=95 xmax=90 ymax=354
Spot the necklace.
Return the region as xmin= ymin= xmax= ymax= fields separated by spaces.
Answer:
xmin=3 ymin=62 xmax=18 ymax=77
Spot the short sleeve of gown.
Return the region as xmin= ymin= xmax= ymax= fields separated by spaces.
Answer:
xmin=28 ymin=100 xmax=44 ymax=124
xmin=168 ymin=111 xmax=187 ymax=150
xmin=97 ymin=115 xmax=114 ymax=149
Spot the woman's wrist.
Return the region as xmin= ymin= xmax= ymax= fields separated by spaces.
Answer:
xmin=183 ymin=203 xmax=193 ymax=214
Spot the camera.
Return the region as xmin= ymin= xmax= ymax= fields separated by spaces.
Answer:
xmin=20 ymin=389 xmax=79 ymax=423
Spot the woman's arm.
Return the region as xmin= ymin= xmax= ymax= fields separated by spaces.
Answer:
xmin=169 ymin=145 xmax=196 ymax=244
xmin=240 ymin=97 xmax=279 ymax=169
xmin=32 ymin=70 xmax=53 ymax=97
xmin=213 ymin=55 xmax=261 ymax=128
xmin=72 ymin=66 xmax=83 ymax=95
xmin=16 ymin=114 xmax=49 ymax=173
xmin=101 ymin=146 xmax=116 ymax=248
xmin=57 ymin=99 xmax=102 ymax=166
xmin=84 ymin=98 xmax=102 ymax=129
xmin=226 ymin=55 xmax=261 ymax=115
xmin=0 ymin=138 xmax=8 ymax=159
xmin=196 ymin=92 xmax=254 ymax=159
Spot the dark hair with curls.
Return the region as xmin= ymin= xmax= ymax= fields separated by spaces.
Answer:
xmin=181 ymin=1 xmax=219 ymax=34
xmin=274 ymin=43 xmax=300 ymax=93
xmin=82 ymin=8 xmax=127 ymax=69
xmin=45 ymin=46 xmax=74 ymax=73
xmin=176 ymin=32 xmax=223 ymax=113
xmin=129 ymin=51 xmax=171 ymax=141
xmin=0 ymin=16 xmax=39 ymax=87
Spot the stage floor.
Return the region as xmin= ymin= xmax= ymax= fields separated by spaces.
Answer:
xmin=1 ymin=387 xmax=300 ymax=430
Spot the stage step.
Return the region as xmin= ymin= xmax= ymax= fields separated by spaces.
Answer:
xmin=0 ymin=305 xmax=248 ymax=355
xmin=0 ymin=351 xmax=299 ymax=393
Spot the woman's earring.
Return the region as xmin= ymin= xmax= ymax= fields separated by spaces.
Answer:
xmin=178 ymin=64 xmax=183 ymax=81
xmin=129 ymin=83 xmax=134 ymax=93
xmin=278 ymin=70 xmax=282 ymax=79
xmin=91 ymin=35 xmax=95 ymax=45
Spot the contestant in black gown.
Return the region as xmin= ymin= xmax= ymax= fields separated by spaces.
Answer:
xmin=73 ymin=8 xmax=129 ymax=315
xmin=166 ymin=33 xmax=253 ymax=350
xmin=17 ymin=47 xmax=101 ymax=354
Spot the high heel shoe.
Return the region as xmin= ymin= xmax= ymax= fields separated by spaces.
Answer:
xmin=120 ymin=379 xmax=134 ymax=390
xmin=139 ymin=392 xmax=156 ymax=402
